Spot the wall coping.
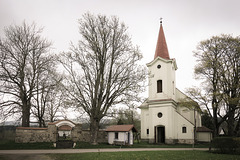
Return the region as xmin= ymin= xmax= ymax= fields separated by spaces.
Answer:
xmin=16 ymin=127 xmax=48 ymax=130
xmin=48 ymin=120 xmax=75 ymax=127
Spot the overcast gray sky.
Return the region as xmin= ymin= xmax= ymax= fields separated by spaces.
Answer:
xmin=1 ymin=0 xmax=240 ymax=93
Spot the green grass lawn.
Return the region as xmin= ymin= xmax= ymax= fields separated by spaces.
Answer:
xmin=49 ymin=150 xmax=240 ymax=160
xmin=0 ymin=140 xmax=54 ymax=150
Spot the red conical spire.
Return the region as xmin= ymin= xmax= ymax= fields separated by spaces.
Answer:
xmin=154 ymin=20 xmax=170 ymax=60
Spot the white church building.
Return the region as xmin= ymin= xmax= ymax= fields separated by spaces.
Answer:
xmin=139 ymin=21 xmax=211 ymax=144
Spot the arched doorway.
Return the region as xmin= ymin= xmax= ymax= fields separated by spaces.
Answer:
xmin=58 ymin=125 xmax=72 ymax=140
xmin=155 ymin=125 xmax=165 ymax=143
xmin=52 ymin=120 xmax=76 ymax=148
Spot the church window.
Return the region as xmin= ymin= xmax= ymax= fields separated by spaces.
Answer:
xmin=115 ymin=132 xmax=118 ymax=139
xmin=157 ymin=64 xmax=161 ymax=69
xmin=147 ymin=129 xmax=149 ymax=134
xmin=182 ymin=127 xmax=187 ymax=133
xmin=157 ymin=80 xmax=162 ymax=93
xmin=157 ymin=112 xmax=163 ymax=118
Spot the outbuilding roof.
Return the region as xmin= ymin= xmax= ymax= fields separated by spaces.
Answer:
xmin=106 ymin=125 xmax=137 ymax=132
xmin=196 ymin=126 xmax=213 ymax=132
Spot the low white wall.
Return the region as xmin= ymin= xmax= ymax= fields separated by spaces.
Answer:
xmin=108 ymin=131 xmax=133 ymax=145
xmin=197 ymin=132 xmax=212 ymax=142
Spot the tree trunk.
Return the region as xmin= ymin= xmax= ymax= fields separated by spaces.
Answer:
xmin=90 ymin=117 xmax=100 ymax=145
xmin=234 ymin=117 xmax=240 ymax=136
xmin=227 ymin=116 xmax=235 ymax=136
xmin=212 ymin=103 xmax=219 ymax=137
xmin=227 ymin=105 xmax=235 ymax=136
xmin=39 ymin=119 xmax=42 ymax=127
xmin=22 ymin=103 xmax=31 ymax=127
xmin=38 ymin=117 xmax=45 ymax=127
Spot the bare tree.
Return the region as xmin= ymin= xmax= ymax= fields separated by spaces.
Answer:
xmin=0 ymin=22 xmax=52 ymax=127
xmin=45 ymin=84 xmax=66 ymax=123
xmin=31 ymin=67 xmax=62 ymax=127
xmin=110 ymin=105 xmax=141 ymax=129
xmin=59 ymin=13 xmax=146 ymax=144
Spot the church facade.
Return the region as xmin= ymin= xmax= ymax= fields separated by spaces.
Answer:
xmin=139 ymin=22 xmax=202 ymax=144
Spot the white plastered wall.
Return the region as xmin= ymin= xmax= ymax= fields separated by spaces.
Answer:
xmin=147 ymin=57 xmax=177 ymax=101
xmin=108 ymin=131 xmax=133 ymax=145
xmin=197 ymin=132 xmax=212 ymax=142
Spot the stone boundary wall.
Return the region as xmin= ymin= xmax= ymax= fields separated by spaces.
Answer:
xmin=15 ymin=127 xmax=49 ymax=143
xmin=79 ymin=130 xmax=107 ymax=143
xmin=15 ymin=124 xmax=57 ymax=143
xmin=15 ymin=122 xmax=107 ymax=143
xmin=98 ymin=130 xmax=108 ymax=143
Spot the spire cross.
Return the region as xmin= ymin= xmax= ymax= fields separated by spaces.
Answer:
xmin=160 ymin=17 xmax=163 ymax=24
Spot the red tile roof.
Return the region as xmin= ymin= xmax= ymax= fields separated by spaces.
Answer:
xmin=196 ymin=126 xmax=213 ymax=132
xmin=106 ymin=125 xmax=137 ymax=132
xmin=58 ymin=125 xmax=72 ymax=131
xmin=154 ymin=23 xmax=170 ymax=60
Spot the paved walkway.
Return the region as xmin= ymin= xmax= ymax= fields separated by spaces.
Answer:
xmin=0 ymin=148 xmax=209 ymax=154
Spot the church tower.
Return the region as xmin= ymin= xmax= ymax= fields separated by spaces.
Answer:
xmin=139 ymin=21 xmax=202 ymax=144
xmin=147 ymin=20 xmax=177 ymax=101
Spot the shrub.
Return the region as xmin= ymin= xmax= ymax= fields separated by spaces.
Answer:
xmin=211 ymin=137 xmax=240 ymax=154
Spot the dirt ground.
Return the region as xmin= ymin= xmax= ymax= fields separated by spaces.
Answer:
xmin=0 ymin=154 xmax=53 ymax=160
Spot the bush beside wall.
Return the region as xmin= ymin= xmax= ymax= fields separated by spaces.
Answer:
xmin=0 ymin=126 xmax=16 ymax=141
xmin=211 ymin=137 xmax=240 ymax=154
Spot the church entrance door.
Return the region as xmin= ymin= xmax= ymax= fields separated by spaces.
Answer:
xmin=156 ymin=126 xmax=165 ymax=143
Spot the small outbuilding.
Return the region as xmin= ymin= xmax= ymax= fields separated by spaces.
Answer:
xmin=106 ymin=124 xmax=137 ymax=145
xmin=196 ymin=126 xmax=213 ymax=142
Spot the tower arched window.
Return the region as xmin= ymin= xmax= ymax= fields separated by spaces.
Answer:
xmin=157 ymin=80 xmax=162 ymax=93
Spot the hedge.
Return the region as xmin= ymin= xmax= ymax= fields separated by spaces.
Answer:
xmin=211 ymin=137 xmax=240 ymax=154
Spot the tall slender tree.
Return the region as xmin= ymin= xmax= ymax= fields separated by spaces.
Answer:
xmin=31 ymin=68 xmax=62 ymax=127
xmin=59 ymin=13 xmax=146 ymax=144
